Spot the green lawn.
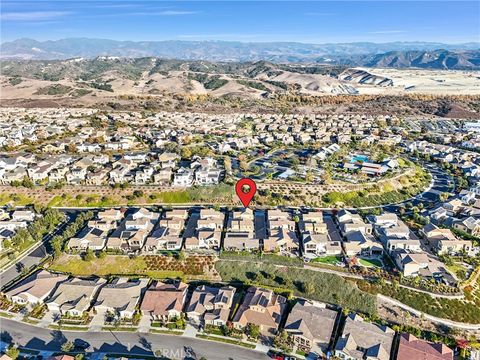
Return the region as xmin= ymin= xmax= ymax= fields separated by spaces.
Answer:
xmin=359 ymin=258 xmax=383 ymax=268
xmin=48 ymin=325 xmax=89 ymax=331
xmin=311 ymin=255 xmax=342 ymax=265
xmin=196 ymin=334 xmax=256 ymax=349
xmin=150 ymin=328 xmax=183 ymax=335
xmin=0 ymin=311 xmax=14 ymax=318
xmin=102 ymin=326 xmax=137 ymax=332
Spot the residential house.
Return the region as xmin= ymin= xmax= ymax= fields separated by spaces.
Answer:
xmin=421 ymin=223 xmax=472 ymax=255
xmin=106 ymin=208 xmax=159 ymax=252
xmin=395 ymin=250 xmax=449 ymax=279
xmin=153 ymin=168 xmax=172 ymax=185
xmin=453 ymin=217 xmax=480 ymax=236
xmin=93 ymin=278 xmax=148 ymax=319
xmin=337 ymin=210 xmax=372 ymax=236
xmin=264 ymin=209 xmax=299 ymax=253
xmin=184 ymin=209 xmax=223 ymax=250
xmin=173 ymin=167 xmax=195 ymax=187
xmin=158 ymin=152 xmax=180 ymax=169
xmin=302 ymin=212 xmax=328 ymax=234
xmin=5 ymin=270 xmax=68 ymax=306
xmin=140 ymin=281 xmax=188 ymax=322
xmin=11 ymin=210 xmax=35 ymax=222
xmin=46 ymin=277 xmax=106 ymax=317
xmin=334 ymin=314 xmax=394 ymax=360
xmin=186 ymin=285 xmax=236 ymax=326
xmin=284 ymin=299 xmax=338 ymax=357
xmin=443 ymin=199 xmax=463 ymax=216
xmin=397 ymin=333 xmax=453 ymax=360
xmin=344 ymin=230 xmax=383 ymax=257
xmin=302 ymin=232 xmax=342 ymax=258
xmin=232 ymin=286 xmax=286 ymax=334
xmin=67 ymin=227 xmax=107 ymax=251
xmin=224 ymin=208 xmax=259 ymax=250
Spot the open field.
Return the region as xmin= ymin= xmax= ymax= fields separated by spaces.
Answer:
xmin=352 ymin=68 xmax=480 ymax=95
xmin=0 ymin=183 xmax=235 ymax=207
xmin=358 ymin=279 xmax=480 ymax=324
xmin=47 ymin=254 xmax=219 ymax=280
xmin=215 ymin=259 xmax=377 ymax=315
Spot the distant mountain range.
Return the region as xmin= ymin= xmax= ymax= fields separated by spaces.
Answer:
xmin=1 ymin=38 xmax=479 ymax=69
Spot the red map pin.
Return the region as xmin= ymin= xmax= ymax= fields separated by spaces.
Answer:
xmin=235 ymin=178 xmax=257 ymax=208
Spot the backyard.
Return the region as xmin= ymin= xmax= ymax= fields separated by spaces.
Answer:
xmin=358 ymin=258 xmax=383 ymax=268
xmin=310 ymin=255 xmax=343 ymax=265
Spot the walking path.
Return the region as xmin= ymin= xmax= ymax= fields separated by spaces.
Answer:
xmin=378 ymin=294 xmax=480 ymax=330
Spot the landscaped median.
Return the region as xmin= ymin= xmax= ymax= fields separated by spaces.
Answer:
xmin=321 ymin=165 xmax=431 ymax=208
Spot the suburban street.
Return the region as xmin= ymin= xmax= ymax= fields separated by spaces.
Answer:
xmin=383 ymin=162 xmax=453 ymax=213
xmin=0 ymin=318 xmax=270 ymax=360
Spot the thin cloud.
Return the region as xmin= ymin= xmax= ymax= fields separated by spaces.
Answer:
xmin=130 ymin=10 xmax=199 ymax=16
xmin=369 ymin=30 xmax=408 ymax=34
xmin=1 ymin=11 xmax=73 ymax=21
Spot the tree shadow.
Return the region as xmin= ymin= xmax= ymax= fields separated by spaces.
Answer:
xmin=138 ymin=336 xmax=152 ymax=351
xmin=0 ymin=331 xmax=13 ymax=344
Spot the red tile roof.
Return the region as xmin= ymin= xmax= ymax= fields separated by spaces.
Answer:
xmin=397 ymin=333 xmax=453 ymax=360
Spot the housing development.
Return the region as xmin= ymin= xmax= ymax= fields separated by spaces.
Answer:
xmin=0 ymin=102 xmax=479 ymax=360
xmin=1 ymin=1 xmax=480 ymax=359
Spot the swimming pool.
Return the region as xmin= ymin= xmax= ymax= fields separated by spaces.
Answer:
xmin=350 ymin=154 xmax=369 ymax=163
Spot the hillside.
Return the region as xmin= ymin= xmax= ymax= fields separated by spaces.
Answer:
xmin=364 ymin=49 xmax=480 ymax=70
xmin=1 ymin=38 xmax=479 ymax=70
xmin=1 ymin=58 xmax=479 ymax=104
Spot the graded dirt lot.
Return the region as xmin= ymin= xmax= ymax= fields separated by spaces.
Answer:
xmin=353 ymin=68 xmax=480 ymax=95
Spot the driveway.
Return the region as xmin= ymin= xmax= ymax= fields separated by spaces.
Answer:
xmin=89 ymin=309 xmax=106 ymax=331
xmin=138 ymin=314 xmax=151 ymax=333
xmin=183 ymin=323 xmax=198 ymax=338
xmin=38 ymin=310 xmax=59 ymax=328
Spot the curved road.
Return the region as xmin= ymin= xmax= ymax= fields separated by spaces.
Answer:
xmin=1 ymin=318 xmax=269 ymax=360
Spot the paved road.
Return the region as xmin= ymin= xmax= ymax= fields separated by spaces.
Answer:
xmin=1 ymin=318 xmax=269 ymax=360
xmin=0 ymin=212 xmax=76 ymax=289
xmin=382 ymin=162 xmax=453 ymax=213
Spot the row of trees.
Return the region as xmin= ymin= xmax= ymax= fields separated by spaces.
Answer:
xmin=49 ymin=211 xmax=94 ymax=259
xmin=3 ymin=208 xmax=65 ymax=256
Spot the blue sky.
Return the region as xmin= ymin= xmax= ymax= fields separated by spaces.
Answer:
xmin=1 ymin=1 xmax=479 ymax=43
